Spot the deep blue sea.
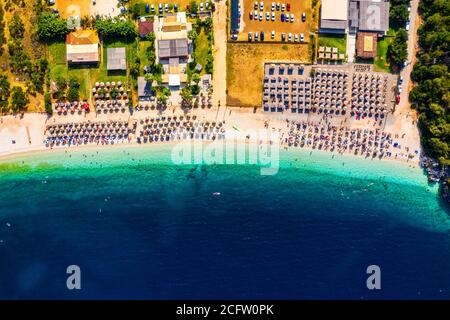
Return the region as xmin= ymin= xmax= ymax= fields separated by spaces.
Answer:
xmin=0 ymin=144 xmax=449 ymax=299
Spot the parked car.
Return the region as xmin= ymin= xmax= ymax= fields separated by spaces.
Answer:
xmin=145 ymin=3 xmax=149 ymax=13
xmin=399 ymin=76 xmax=404 ymax=84
xmin=281 ymin=32 xmax=286 ymax=41
xmin=398 ymin=85 xmax=403 ymax=93
xmin=254 ymin=1 xmax=258 ymax=9
xmin=158 ymin=3 xmax=162 ymax=13
xmin=396 ymin=95 xmax=401 ymax=104
xmin=407 ymin=4 xmax=411 ymax=12
xmin=276 ymin=2 xmax=280 ymax=10
xmin=266 ymin=12 xmax=270 ymax=20
xmin=281 ymin=13 xmax=285 ymax=22
xmin=231 ymin=34 xmax=237 ymax=40
xmin=290 ymin=13 xmax=294 ymax=22
xmin=150 ymin=4 xmax=155 ymax=13
xmin=259 ymin=12 xmax=263 ymax=21
xmin=260 ymin=31 xmax=265 ymax=41
xmin=271 ymin=12 xmax=275 ymax=21
xmin=164 ymin=3 xmax=168 ymax=12
xmin=200 ymin=2 xmax=204 ymax=11
xmin=271 ymin=30 xmax=275 ymax=39
xmin=255 ymin=32 xmax=259 ymax=41
xmin=285 ymin=13 xmax=290 ymax=22
xmin=300 ymin=33 xmax=304 ymax=42
xmin=288 ymin=33 xmax=292 ymax=41
xmin=260 ymin=1 xmax=264 ymax=10
xmin=249 ymin=11 xmax=253 ymax=19
xmin=248 ymin=32 xmax=252 ymax=41
xmin=271 ymin=2 xmax=275 ymax=10
xmin=287 ymin=3 xmax=290 ymax=11
xmin=281 ymin=3 xmax=285 ymax=11
xmin=405 ymin=21 xmax=410 ymax=31
xmin=254 ymin=10 xmax=258 ymax=18
xmin=302 ymin=12 xmax=306 ymax=22
xmin=294 ymin=34 xmax=298 ymax=42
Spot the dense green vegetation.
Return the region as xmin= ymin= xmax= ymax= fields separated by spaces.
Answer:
xmin=94 ymin=18 xmax=137 ymax=40
xmin=0 ymin=5 xmax=6 ymax=51
xmin=387 ymin=28 xmax=408 ymax=69
xmin=378 ymin=0 xmax=410 ymax=71
xmin=389 ymin=0 xmax=410 ymax=28
xmin=188 ymin=18 xmax=213 ymax=76
xmin=10 ymin=86 xmax=29 ymax=112
xmin=181 ymin=17 xmax=213 ymax=107
xmin=37 ymin=12 xmax=69 ymax=41
xmin=140 ymin=32 xmax=169 ymax=105
xmin=409 ymin=0 xmax=450 ymax=164
xmin=0 ymin=74 xmax=11 ymax=113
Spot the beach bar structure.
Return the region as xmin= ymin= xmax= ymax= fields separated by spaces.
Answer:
xmin=356 ymin=32 xmax=377 ymax=59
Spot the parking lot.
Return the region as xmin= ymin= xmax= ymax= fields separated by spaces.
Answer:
xmin=233 ymin=0 xmax=312 ymax=43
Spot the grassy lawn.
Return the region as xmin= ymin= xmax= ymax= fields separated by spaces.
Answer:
xmin=374 ymin=29 xmax=395 ymax=73
xmin=194 ymin=30 xmax=209 ymax=75
xmin=318 ymin=34 xmax=347 ymax=54
xmin=99 ymin=40 xmax=132 ymax=83
xmin=139 ymin=40 xmax=151 ymax=75
xmin=47 ymin=42 xmax=94 ymax=100
xmin=47 ymin=39 xmax=137 ymax=101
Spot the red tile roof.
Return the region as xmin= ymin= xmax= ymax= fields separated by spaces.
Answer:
xmin=139 ymin=21 xmax=154 ymax=38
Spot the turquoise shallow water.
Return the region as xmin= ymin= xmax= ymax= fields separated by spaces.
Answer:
xmin=0 ymin=144 xmax=449 ymax=299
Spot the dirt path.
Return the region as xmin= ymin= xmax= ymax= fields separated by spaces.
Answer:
xmin=212 ymin=0 xmax=228 ymax=108
xmin=388 ymin=0 xmax=421 ymax=154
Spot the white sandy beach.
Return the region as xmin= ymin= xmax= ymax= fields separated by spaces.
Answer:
xmin=0 ymin=104 xmax=422 ymax=167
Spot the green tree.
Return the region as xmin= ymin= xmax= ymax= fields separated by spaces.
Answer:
xmin=387 ymin=29 xmax=408 ymax=68
xmin=155 ymin=86 xmax=171 ymax=105
xmin=191 ymin=73 xmax=201 ymax=84
xmin=9 ymin=13 xmax=25 ymax=39
xmin=131 ymin=3 xmax=141 ymax=19
xmin=94 ymin=18 xmax=137 ymax=40
xmin=67 ymin=77 xmax=80 ymax=101
xmin=189 ymin=1 xmax=198 ymax=14
xmin=44 ymin=92 xmax=52 ymax=115
xmin=180 ymin=85 xmax=193 ymax=107
xmin=10 ymin=86 xmax=29 ymax=112
xmin=0 ymin=74 xmax=10 ymax=112
xmin=390 ymin=3 xmax=409 ymax=26
xmin=188 ymin=29 xmax=198 ymax=41
xmin=37 ymin=12 xmax=69 ymax=41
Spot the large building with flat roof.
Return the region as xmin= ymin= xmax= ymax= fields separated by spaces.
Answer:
xmin=319 ymin=0 xmax=349 ymax=33
xmin=358 ymin=0 xmax=389 ymax=35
